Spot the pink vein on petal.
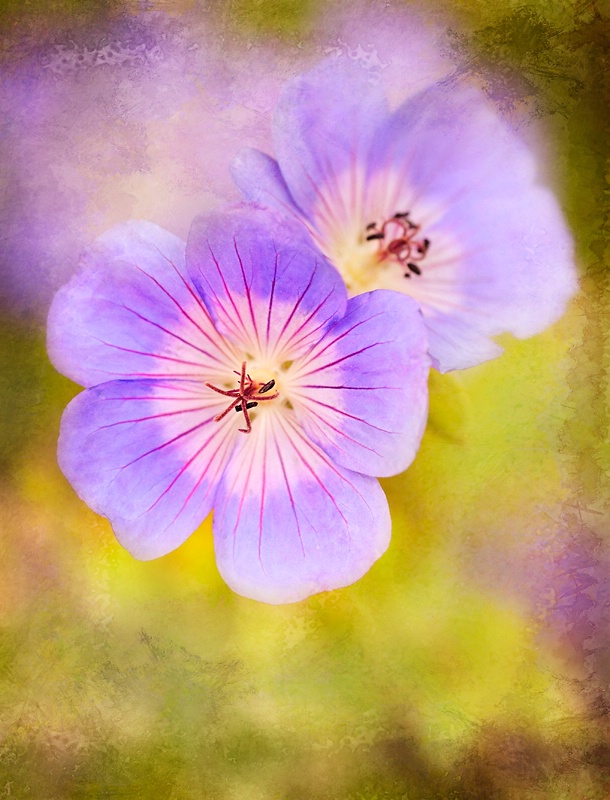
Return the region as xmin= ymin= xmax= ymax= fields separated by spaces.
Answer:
xmin=215 ymin=435 xmax=260 ymax=562
xmin=279 ymin=286 xmax=339 ymax=355
xmin=146 ymin=419 xmax=232 ymax=519
xmin=277 ymin=415 xmax=349 ymax=531
xmin=298 ymin=402 xmax=385 ymax=454
xmin=272 ymin=429 xmax=306 ymax=557
xmin=297 ymin=384 xmax=400 ymax=391
xmin=233 ymin=237 xmax=261 ymax=351
xmin=295 ymin=311 xmax=385 ymax=374
xmin=116 ymin=416 xmax=216 ymax=471
xmin=130 ymin=262 xmax=227 ymax=355
xmin=258 ymin=433 xmax=268 ymax=564
xmin=266 ymin=248 xmax=279 ymax=348
xmin=96 ymin=404 xmax=214 ymax=431
xmin=92 ymin=338 xmax=209 ymax=369
xmin=293 ymin=392 xmax=396 ymax=434
xmin=113 ymin=303 xmax=225 ymax=366
xmin=298 ymin=341 xmax=392 ymax=379
xmin=281 ymin=414 xmax=376 ymax=520
xmin=95 ymin=370 xmax=219 ymax=379
xmin=164 ymin=432 xmax=232 ymax=528
xmin=205 ymin=242 xmax=252 ymax=345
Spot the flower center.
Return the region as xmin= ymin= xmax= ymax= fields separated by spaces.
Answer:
xmin=205 ymin=361 xmax=279 ymax=434
xmin=365 ymin=211 xmax=430 ymax=278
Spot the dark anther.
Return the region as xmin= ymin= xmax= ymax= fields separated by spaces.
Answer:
xmin=258 ymin=379 xmax=276 ymax=394
xmin=407 ymin=262 xmax=421 ymax=275
xmin=366 ymin=222 xmax=377 ymax=230
xmin=393 ymin=212 xmax=410 ymax=219
xmin=235 ymin=402 xmax=258 ymax=412
xmin=366 ymin=232 xmax=385 ymax=241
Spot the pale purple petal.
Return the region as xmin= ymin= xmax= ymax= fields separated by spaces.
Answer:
xmin=273 ymin=58 xmax=389 ymax=219
xmin=415 ymin=190 xmax=575 ymax=373
xmin=368 ymin=83 xmax=576 ymax=371
xmin=58 ymin=378 xmax=237 ymax=559
xmin=238 ymin=64 xmax=577 ymax=373
xmin=368 ymin=83 xmax=537 ymax=205
xmin=292 ymin=291 xmax=429 ymax=477
xmin=424 ymin=312 xmax=505 ymax=373
xmin=230 ymin=148 xmax=302 ymax=219
xmin=47 ymin=221 xmax=228 ymax=387
xmin=212 ymin=413 xmax=390 ymax=604
xmin=186 ymin=205 xmax=347 ymax=361
xmin=425 ymin=183 xmax=576 ymax=338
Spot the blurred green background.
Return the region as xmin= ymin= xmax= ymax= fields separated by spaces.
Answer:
xmin=1 ymin=1 xmax=609 ymax=798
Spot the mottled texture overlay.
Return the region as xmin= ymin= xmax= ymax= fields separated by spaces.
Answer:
xmin=1 ymin=0 xmax=609 ymax=798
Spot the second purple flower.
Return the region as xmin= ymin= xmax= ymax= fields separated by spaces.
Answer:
xmin=232 ymin=59 xmax=577 ymax=373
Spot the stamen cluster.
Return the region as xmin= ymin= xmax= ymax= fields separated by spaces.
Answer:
xmin=206 ymin=361 xmax=278 ymax=434
xmin=366 ymin=212 xmax=431 ymax=278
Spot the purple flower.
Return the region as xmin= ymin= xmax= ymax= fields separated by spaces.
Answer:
xmin=231 ymin=60 xmax=577 ymax=373
xmin=47 ymin=207 xmax=429 ymax=604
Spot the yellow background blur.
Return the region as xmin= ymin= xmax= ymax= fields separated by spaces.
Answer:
xmin=1 ymin=1 xmax=608 ymax=797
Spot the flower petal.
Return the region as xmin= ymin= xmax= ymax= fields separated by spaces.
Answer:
xmin=272 ymin=58 xmax=388 ymax=220
xmin=368 ymin=83 xmax=576 ymax=371
xmin=47 ymin=221 xmax=227 ymax=387
xmin=212 ymin=413 xmax=390 ymax=604
xmin=58 ymin=378 xmax=237 ymax=559
xmin=425 ymin=311 xmax=505 ymax=373
xmin=230 ymin=148 xmax=302 ymax=219
xmin=292 ymin=290 xmax=429 ymax=477
xmin=186 ymin=205 xmax=347 ymax=362
xmin=369 ymin=83 xmax=540 ymax=205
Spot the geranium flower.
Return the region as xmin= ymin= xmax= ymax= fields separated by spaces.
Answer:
xmin=47 ymin=207 xmax=429 ymax=604
xmin=231 ymin=59 xmax=577 ymax=373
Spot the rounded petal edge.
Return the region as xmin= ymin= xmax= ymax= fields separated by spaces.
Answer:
xmin=293 ymin=290 xmax=430 ymax=477
xmin=212 ymin=414 xmax=391 ymax=604
xmin=58 ymin=378 xmax=234 ymax=560
xmin=47 ymin=221 xmax=209 ymax=388
xmin=273 ymin=57 xmax=389 ymax=218
xmin=230 ymin=148 xmax=303 ymax=219
xmin=185 ymin=203 xmax=348 ymax=358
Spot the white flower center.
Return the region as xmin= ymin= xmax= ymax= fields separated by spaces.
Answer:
xmin=313 ymin=210 xmax=431 ymax=296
